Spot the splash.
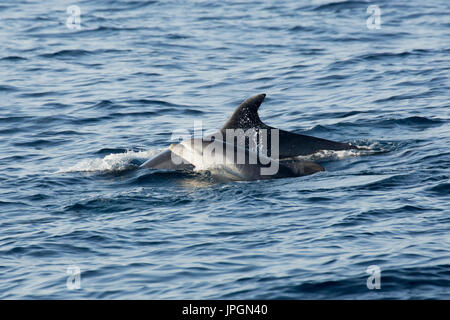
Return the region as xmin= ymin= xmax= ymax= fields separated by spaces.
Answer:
xmin=57 ymin=149 xmax=162 ymax=173
xmin=291 ymin=142 xmax=386 ymax=162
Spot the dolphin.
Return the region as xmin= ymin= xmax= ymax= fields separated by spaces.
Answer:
xmin=169 ymin=138 xmax=325 ymax=181
xmin=141 ymin=93 xmax=357 ymax=178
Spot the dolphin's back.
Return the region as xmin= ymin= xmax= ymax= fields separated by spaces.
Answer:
xmin=221 ymin=93 xmax=357 ymax=158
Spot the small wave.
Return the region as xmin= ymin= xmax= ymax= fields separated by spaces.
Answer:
xmin=57 ymin=149 xmax=162 ymax=173
xmin=167 ymin=33 xmax=191 ymax=40
xmin=313 ymin=1 xmax=368 ymax=12
xmin=335 ymin=205 xmax=431 ymax=227
xmin=428 ymin=183 xmax=450 ymax=195
xmin=376 ymin=116 xmax=444 ymax=127
xmin=317 ymin=110 xmax=371 ymax=119
xmin=316 ymin=74 xmax=350 ymax=81
xmin=80 ymin=26 xmax=142 ymax=33
xmin=93 ymin=0 xmax=157 ymax=12
xmin=360 ymin=51 xmax=416 ymax=61
xmin=0 ymin=200 xmax=31 ymax=207
xmin=36 ymin=130 xmax=85 ymax=138
xmin=0 ymin=85 xmax=19 ymax=92
xmin=40 ymin=49 xmax=92 ymax=58
xmin=359 ymin=49 xmax=432 ymax=61
xmin=123 ymin=99 xmax=178 ymax=107
xmin=14 ymin=139 xmax=67 ymax=148
xmin=374 ymin=92 xmax=432 ymax=103
xmin=19 ymin=91 xmax=60 ymax=98
xmin=289 ymin=25 xmax=316 ymax=32
xmin=0 ymin=56 xmax=27 ymax=61
xmin=92 ymin=100 xmax=115 ymax=109
xmin=328 ymin=50 xmax=429 ymax=70
xmin=110 ymin=111 xmax=158 ymax=118
xmin=361 ymin=173 xmax=414 ymax=191
xmin=39 ymin=48 xmax=129 ymax=59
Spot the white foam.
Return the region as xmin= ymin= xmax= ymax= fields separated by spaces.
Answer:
xmin=292 ymin=143 xmax=379 ymax=162
xmin=57 ymin=149 xmax=162 ymax=173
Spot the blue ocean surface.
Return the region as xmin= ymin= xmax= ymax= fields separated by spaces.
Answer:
xmin=0 ymin=0 xmax=449 ymax=299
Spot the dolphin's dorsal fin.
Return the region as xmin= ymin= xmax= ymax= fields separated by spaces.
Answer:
xmin=221 ymin=93 xmax=269 ymax=130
